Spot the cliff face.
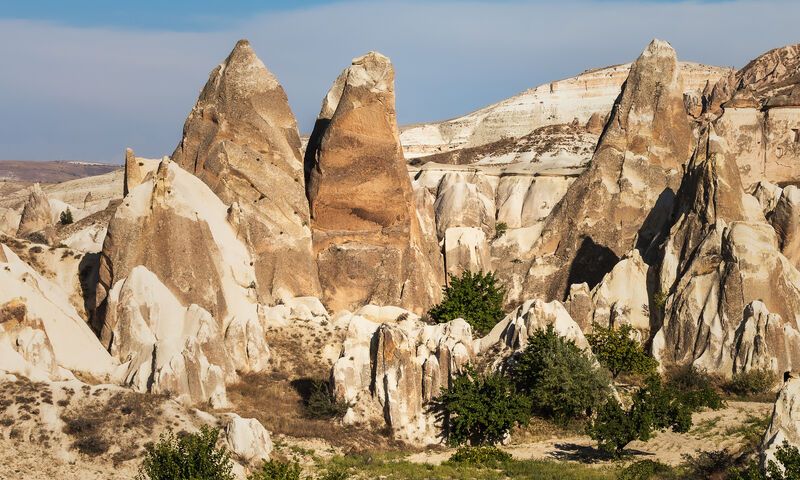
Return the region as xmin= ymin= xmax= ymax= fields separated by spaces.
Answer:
xmin=400 ymin=61 xmax=730 ymax=158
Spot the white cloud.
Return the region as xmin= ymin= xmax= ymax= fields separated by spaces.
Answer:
xmin=0 ymin=1 xmax=797 ymax=161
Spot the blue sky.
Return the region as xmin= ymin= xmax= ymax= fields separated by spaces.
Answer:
xmin=0 ymin=0 xmax=797 ymax=162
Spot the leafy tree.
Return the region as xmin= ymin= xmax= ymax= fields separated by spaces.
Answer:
xmin=248 ymin=459 xmax=303 ymax=480
xmin=60 ymin=208 xmax=73 ymax=225
xmin=303 ymin=379 xmax=348 ymax=419
xmin=427 ymin=270 xmax=506 ymax=335
xmin=730 ymin=441 xmax=800 ymax=480
xmin=586 ymin=322 xmax=658 ymax=379
xmin=435 ymin=365 xmax=530 ymax=446
xmin=510 ymin=325 xmax=610 ymax=423
xmin=587 ymin=376 xmax=692 ymax=457
xmin=137 ymin=426 xmax=234 ymax=480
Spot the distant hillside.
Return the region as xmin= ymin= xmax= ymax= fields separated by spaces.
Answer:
xmin=0 ymin=160 xmax=120 ymax=183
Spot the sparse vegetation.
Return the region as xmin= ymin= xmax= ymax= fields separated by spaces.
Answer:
xmin=26 ymin=231 xmax=48 ymax=244
xmin=730 ymin=441 xmax=800 ymax=480
xmin=247 ymin=459 xmax=302 ymax=480
xmin=434 ymin=365 xmax=530 ymax=446
xmin=510 ymin=325 xmax=610 ymax=423
xmin=427 ymin=270 xmax=506 ymax=335
xmin=60 ymin=207 xmax=73 ymax=225
xmin=617 ymin=459 xmax=677 ymax=480
xmin=493 ymin=221 xmax=508 ymax=239
xmin=445 ymin=445 xmax=512 ymax=468
xmin=586 ymin=323 xmax=658 ymax=379
xmin=587 ymin=376 xmax=692 ymax=457
xmin=137 ymin=426 xmax=234 ymax=480
xmin=724 ymin=368 xmax=779 ymax=398
xmin=665 ymin=365 xmax=725 ymax=411
xmin=303 ymin=379 xmax=349 ymax=419
xmin=652 ymin=290 xmax=668 ymax=311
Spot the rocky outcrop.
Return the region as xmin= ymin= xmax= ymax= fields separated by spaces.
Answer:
xmin=434 ymin=172 xmax=495 ymax=239
xmin=96 ymin=158 xmax=270 ymax=404
xmin=400 ymin=61 xmax=729 ymax=158
xmin=502 ymin=40 xmax=694 ymax=304
xmin=224 ymin=415 xmax=273 ymax=466
xmin=306 ymin=52 xmax=444 ymax=314
xmin=0 ymin=244 xmax=116 ymax=381
xmin=16 ymin=183 xmax=53 ymax=239
xmin=443 ymin=227 xmax=491 ymax=277
xmin=709 ymin=43 xmax=800 ymax=189
xmin=331 ymin=312 xmax=473 ymax=445
xmin=171 ymin=39 xmax=319 ymax=303
xmin=762 ymin=373 xmax=800 ymax=468
xmin=771 ymin=186 xmax=800 ymax=269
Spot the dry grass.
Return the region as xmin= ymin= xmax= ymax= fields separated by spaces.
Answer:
xmin=225 ymin=372 xmax=407 ymax=454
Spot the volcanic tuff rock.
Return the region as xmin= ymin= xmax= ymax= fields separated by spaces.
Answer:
xmin=501 ymin=39 xmax=694 ymax=304
xmin=16 ymin=183 xmax=53 ymax=239
xmin=709 ymin=43 xmax=800 ymax=189
xmin=305 ymin=52 xmax=444 ymax=314
xmin=652 ymin=127 xmax=800 ymax=377
xmin=331 ymin=312 xmax=473 ymax=445
xmin=770 ymin=186 xmax=800 ymax=269
xmin=762 ymin=374 xmax=800 ymax=468
xmin=400 ymin=61 xmax=729 ymax=158
xmin=171 ymin=39 xmax=320 ymax=303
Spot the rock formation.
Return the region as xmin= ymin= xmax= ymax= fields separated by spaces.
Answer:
xmin=305 ymin=52 xmax=444 ymax=314
xmin=762 ymin=373 xmax=800 ymax=468
xmin=331 ymin=311 xmax=473 ymax=445
xmin=502 ymin=39 xmax=694 ymax=304
xmin=171 ymin=39 xmax=320 ymax=303
xmin=771 ymin=186 xmax=800 ymax=269
xmin=16 ymin=183 xmax=54 ymax=239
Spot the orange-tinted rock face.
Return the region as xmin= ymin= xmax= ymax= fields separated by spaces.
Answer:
xmin=171 ymin=39 xmax=320 ymax=302
xmin=306 ymin=52 xmax=443 ymax=314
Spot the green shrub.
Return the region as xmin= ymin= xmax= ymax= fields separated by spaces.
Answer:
xmin=666 ymin=365 xmax=725 ymax=411
xmin=27 ymin=232 xmax=48 ymax=244
xmin=137 ymin=426 xmax=233 ymax=480
xmin=618 ymin=459 xmax=676 ymax=480
xmin=304 ymin=379 xmax=348 ymax=419
xmin=652 ymin=291 xmax=668 ymax=311
xmin=435 ymin=365 xmax=530 ymax=446
xmin=724 ymin=368 xmax=779 ymax=397
xmin=494 ymin=222 xmax=508 ymax=239
xmin=586 ymin=323 xmax=658 ymax=379
xmin=681 ymin=449 xmax=737 ymax=479
xmin=248 ymin=459 xmax=302 ymax=480
xmin=445 ymin=445 xmax=512 ymax=468
xmin=319 ymin=465 xmax=350 ymax=480
xmin=60 ymin=208 xmax=73 ymax=225
xmin=587 ymin=377 xmax=691 ymax=457
xmin=510 ymin=325 xmax=610 ymax=423
xmin=730 ymin=441 xmax=800 ymax=480
xmin=427 ymin=270 xmax=506 ymax=335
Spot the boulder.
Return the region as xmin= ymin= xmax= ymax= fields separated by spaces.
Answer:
xmin=171 ymin=39 xmax=320 ymax=302
xmin=502 ymin=39 xmax=694 ymax=304
xmin=224 ymin=415 xmax=273 ymax=466
xmin=305 ymin=52 xmax=444 ymax=315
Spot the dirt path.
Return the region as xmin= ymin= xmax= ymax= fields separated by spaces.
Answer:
xmin=406 ymin=401 xmax=773 ymax=467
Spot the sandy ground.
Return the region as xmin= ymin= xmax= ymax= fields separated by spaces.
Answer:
xmin=406 ymin=401 xmax=773 ymax=467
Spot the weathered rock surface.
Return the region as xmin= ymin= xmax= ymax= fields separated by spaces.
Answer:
xmin=331 ymin=312 xmax=472 ymax=444
xmin=400 ymin=61 xmax=729 ymax=158
xmin=306 ymin=52 xmax=443 ymax=314
xmin=171 ymin=39 xmax=320 ymax=303
xmin=224 ymin=415 xmax=273 ymax=466
xmin=16 ymin=183 xmax=53 ymax=239
xmin=443 ymin=227 xmax=491 ymax=277
xmin=0 ymin=244 xmax=116 ymax=380
xmin=502 ymin=40 xmax=694 ymax=304
xmin=96 ymin=158 xmax=269 ymax=402
xmin=771 ymin=186 xmax=800 ymax=269
xmin=433 ymin=171 xmax=495 ymax=238
xmin=762 ymin=373 xmax=800 ymax=468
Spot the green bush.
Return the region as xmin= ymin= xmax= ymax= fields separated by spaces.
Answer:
xmin=435 ymin=365 xmax=530 ymax=446
xmin=60 ymin=208 xmax=73 ymax=225
xmin=510 ymin=325 xmax=610 ymax=423
xmin=137 ymin=426 xmax=233 ymax=480
xmin=445 ymin=445 xmax=512 ymax=468
xmin=724 ymin=368 xmax=779 ymax=397
xmin=729 ymin=441 xmax=800 ymax=480
xmin=681 ymin=449 xmax=737 ymax=479
xmin=318 ymin=465 xmax=350 ymax=480
xmin=494 ymin=222 xmax=508 ymax=239
xmin=248 ymin=459 xmax=302 ymax=480
xmin=587 ymin=377 xmax=691 ymax=457
xmin=27 ymin=232 xmax=48 ymax=244
xmin=427 ymin=270 xmax=506 ymax=335
xmin=666 ymin=365 xmax=725 ymax=411
xmin=586 ymin=323 xmax=658 ymax=379
xmin=304 ymin=379 xmax=348 ymax=419
xmin=652 ymin=291 xmax=668 ymax=311
xmin=618 ymin=459 xmax=676 ymax=480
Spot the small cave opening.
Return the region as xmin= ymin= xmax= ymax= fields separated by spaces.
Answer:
xmin=792 ymin=128 xmax=800 ymax=143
